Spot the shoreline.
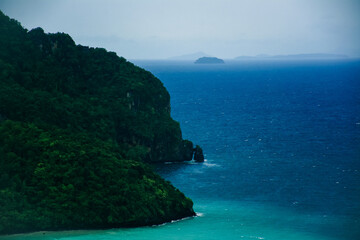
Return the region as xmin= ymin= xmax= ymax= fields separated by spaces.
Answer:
xmin=0 ymin=213 xmax=198 ymax=237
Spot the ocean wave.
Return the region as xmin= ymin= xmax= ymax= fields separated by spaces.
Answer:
xmin=196 ymin=212 xmax=204 ymax=217
xmin=203 ymin=162 xmax=220 ymax=167
xmin=151 ymin=215 xmax=194 ymax=227
xmin=202 ymin=160 xmax=221 ymax=168
xmin=249 ymin=236 xmax=265 ymax=239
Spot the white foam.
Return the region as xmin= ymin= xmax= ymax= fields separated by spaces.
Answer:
xmin=196 ymin=212 xmax=204 ymax=217
xmin=152 ymin=216 xmax=194 ymax=227
xmin=203 ymin=162 xmax=220 ymax=168
xmin=170 ymin=216 xmax=193 ymax=223
xmin=249 ymin=236 xmax=265 ymax=239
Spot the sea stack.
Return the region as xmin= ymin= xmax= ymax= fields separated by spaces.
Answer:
xmin=193 ymin=145 xmax=205 ymax=162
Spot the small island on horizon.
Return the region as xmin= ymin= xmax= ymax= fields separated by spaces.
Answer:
xmin=194 ymin=57 xmax=225 ymax=64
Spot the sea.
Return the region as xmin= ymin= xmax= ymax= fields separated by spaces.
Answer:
xmin=2 ymin=60 xmax=360 ymax=240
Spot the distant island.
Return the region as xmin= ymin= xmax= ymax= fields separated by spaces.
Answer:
xmin=195 ymin=57 xmax=225 ymax=64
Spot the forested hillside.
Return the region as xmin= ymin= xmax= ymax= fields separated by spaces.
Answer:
xmin=0 ymin=11 xmax=197 ymax=234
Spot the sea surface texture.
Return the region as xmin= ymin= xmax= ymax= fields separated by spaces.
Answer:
xmin=2 ymin=60 xmax=360 ymax=240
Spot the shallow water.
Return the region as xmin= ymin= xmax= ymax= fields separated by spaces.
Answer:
xmin=0 ymin=200 xmax=349 ymax=240
xmin=2 ymin=60 xmax=359 ymax=239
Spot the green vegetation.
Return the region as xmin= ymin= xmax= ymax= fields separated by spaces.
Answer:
xmin=0 ymin=11 xmax=195 ymax=234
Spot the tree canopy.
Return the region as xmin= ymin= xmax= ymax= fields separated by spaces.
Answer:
xmin=0 ymin=11 xmax=195 ymax=234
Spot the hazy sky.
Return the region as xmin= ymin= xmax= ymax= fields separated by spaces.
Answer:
xmin=1 ymin=0 xmax=359 ymax=59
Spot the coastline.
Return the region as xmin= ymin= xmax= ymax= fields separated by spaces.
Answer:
xmin=0 ymin=213 xmax=197 ymax=237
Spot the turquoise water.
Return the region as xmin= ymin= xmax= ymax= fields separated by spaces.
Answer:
xmin=0 ymin=200 xmax=347 ymax=240
xmin=2 ymin=60 xmax=359 ymax=239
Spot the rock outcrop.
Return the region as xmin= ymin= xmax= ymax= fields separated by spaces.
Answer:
xmin=193 ymin=145 xmax=205 ymax=162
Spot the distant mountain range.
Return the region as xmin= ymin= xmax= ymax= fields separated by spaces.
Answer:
xmin=168 ymin=51 xmax=211 ymax=60
xmin=167 ymin=52 xmax=349 ymax=61
xmin=234 ymin=53 xmax=348 ymax=60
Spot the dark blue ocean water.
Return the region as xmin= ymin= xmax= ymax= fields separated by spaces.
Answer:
xmin=3 ymin=60 xmax=359 ymax=240
xmin=146 ymin=60 xmax=360 ymax=239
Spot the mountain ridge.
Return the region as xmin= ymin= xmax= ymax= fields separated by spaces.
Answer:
xmin=234 ymin=53 xmax=348 ymax=60
xmin=168 ymin=51 xmax=211 ymax=61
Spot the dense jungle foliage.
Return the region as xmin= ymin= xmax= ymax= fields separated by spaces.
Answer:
xmin=0 ymin=11 xmax=196 ymax=234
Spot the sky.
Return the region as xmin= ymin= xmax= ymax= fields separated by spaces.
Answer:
xmin=0 ymin=0 xmax=359 ymax=59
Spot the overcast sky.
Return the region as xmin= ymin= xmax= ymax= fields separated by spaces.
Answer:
xmin=1 ymin=0 xmax=359 ymax=59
